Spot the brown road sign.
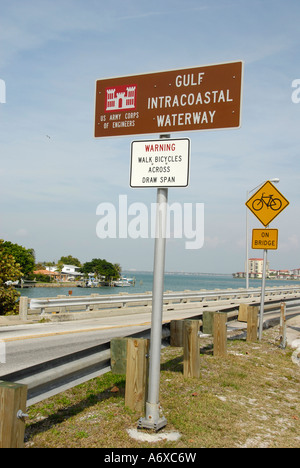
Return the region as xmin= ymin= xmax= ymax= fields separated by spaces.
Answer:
xmin=252 ymin=229 xmax=278 ymax=250
xmin=246 ymin=181 xmax=289 ymax=227
xmin=94 ymin=61 xmax=243 ymax=138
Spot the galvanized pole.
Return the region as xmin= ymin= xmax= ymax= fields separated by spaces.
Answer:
xmin=138 ymin=186 xmax=168 ymax=431
xmin=258 ymin=249 xmax=267 ymax=341
xmin=138 ymin=135 xmax=169 ymax=431
xmin=246 ymin=191 xmax=250 ymax=289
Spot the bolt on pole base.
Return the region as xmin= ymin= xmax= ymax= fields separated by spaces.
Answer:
xmin=138 ymin=402 xmax=167 ymax=432
xmin=138 ymin=417 xmax=167 ymax=432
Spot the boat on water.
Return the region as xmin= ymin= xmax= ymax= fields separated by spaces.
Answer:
xmin=77 ymin=275 xmax=136 ymax=288
xmin=7 ymin=279 xmax=37 ymax=288
xmin=113 ymin=277 xmax=135 ymax=287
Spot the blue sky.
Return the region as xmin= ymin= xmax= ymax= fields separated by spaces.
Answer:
xmin=1 ymin=0 xmax=300 ymax=274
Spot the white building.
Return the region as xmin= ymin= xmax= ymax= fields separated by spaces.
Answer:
xmin=45 ymin=266 xmax=57 ymax=273
xmin=61 ymin=265 xmax=82 ymax=278
xmin=248 ymin=258 xmax=270 ymax=278
xmin=292 ymin=268 xmax=300 ymax=276
xmin=46 ymin=264 xmax=82 ymax=280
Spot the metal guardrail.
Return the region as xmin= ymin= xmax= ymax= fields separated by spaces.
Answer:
xmin=29 ymin=286 xmax=300 ymax=313
xmin=0 ymin=324 xmax=171 ymax=407
xmin=3 ymin=295 xmax=300 ymax=407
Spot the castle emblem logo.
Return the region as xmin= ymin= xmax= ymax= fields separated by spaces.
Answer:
xmin=105 ymin=84 xmax=137 ymax=112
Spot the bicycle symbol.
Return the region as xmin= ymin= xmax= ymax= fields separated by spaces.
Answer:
xmin=252 ymin=193 xmax=282 ymax=211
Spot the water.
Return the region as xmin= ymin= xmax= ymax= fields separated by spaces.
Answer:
xmin=19 ymin=272 xmax=299 ymax=299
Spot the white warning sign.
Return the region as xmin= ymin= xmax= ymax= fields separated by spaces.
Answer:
xmin=130 ymin=138 xmax=190 ymax=188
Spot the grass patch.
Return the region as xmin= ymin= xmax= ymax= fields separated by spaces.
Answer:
xmin=25 ymin=326 xmax=300 ymax=448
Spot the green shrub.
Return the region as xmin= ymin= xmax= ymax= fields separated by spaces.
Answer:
xmin=0 ymin=239 xmax=22 ymax=315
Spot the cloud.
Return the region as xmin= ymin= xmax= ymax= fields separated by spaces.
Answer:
xmin=280 ymin=234 xmax=299 ymax=252
xmin=15 ymin=228 xmax=29 ymax=237
xmin=204 ymin=236 xmax=227 ymax=249
xmin=0 ymin=0 xmax=113 ymax=68
xmin=1 ymin=0 xmax=300 ymax=272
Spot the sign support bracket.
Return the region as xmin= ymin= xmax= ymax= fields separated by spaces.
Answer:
xmin=138 ymin=135 xmax=170 ymax=432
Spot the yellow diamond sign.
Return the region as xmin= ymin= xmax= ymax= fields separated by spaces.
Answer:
xmin=246 ymin=181 xmax=289 ymax=227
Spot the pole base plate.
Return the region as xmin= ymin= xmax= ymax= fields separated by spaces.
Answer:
xmin=138 ymin=416 xmax=167 ymax=432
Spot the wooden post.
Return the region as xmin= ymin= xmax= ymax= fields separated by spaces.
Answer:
xmin=183 ymin=320 xmax=200 ymax=378
xmin=110 ymin=337 xmax=128 ymax=374
xmin=279 ymin=302 xmax=287 ymax=349
xmin=213 ymin=312 xmax=227 ymax=357
xmin=202 ymin=310 xmax=215 ymax=334
xmin=125 ymin=338 xmax=149 ymax=415
xmin=238 ymin=303 xmax=248 ymax=322
xmin=171 ymin=319 xmax=203 ymax=347
xmin=246 ymin=306 xmax=259 ymax=342
xmin=170 ymin=320 xmax=184 ymax=347
xmin=19 ymin=296 xmax=28 ymax=321
xmin=0 ymin=381 xmax=28 ymax=448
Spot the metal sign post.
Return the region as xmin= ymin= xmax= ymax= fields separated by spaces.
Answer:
xmin=252 ymin=228 xmax=278 ymax=341
xmin=246 ymin=181 xmax=289 ymax=341
xmin=129 ymin=134 xmax=190 ymax=431
xmin=94 ymin=62 xmax=244 ymax=431
xmin=138 ymin=184 xmax=168 ymax=431
xmin=258 ymin=248 xmax=268 ymax=341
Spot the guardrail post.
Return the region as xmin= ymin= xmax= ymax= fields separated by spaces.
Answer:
xmin=170 ymin=319 xmax=184 ymax=347
xmin=171 ymin=319 xmax=202 ymax=348
xmin=125 ymin=338 xmax=149 ymax=415
xmin=238 ymin=304 xmax=259 ymax=342
xmin=183 ymin=320 xmax=200 ymax=378
xmin=213 ymin=312 xmax=227 ymax=357
xmin=279 ymin=302 xmax=287 ymax=349
xmin=246 ymin=306 xmax=259 ymax=342
xmin=0 ymin=381 xmax=28 ymax=448
xmin=110 ymin=337 xmax=128 ymax=374
xmin=238 ymin=303 xmax=248 ymax=322
xmin=19 ymin=296 xmax=28 ymax=321
xmin=202 ymin=310 xmax=215 ymax=334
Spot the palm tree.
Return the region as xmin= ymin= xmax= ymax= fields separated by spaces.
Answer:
xmin=114 ymin=263 xmax=122 ymax=278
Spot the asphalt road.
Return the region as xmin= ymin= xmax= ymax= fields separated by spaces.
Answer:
xmin=1 ymin=301 xmax=299 ymax=377
xmin=0 ymin=305 xmax=204 ymax=376
xmin=0 ymin=317 xmax=152 ymax=376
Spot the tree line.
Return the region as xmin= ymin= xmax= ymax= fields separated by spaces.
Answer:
xmin=0 ymin=240 xmax=121 ymax=315
xmin=36 ymin=255 xmax=121 ymax=281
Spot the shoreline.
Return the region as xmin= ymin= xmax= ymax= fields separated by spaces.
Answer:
xmin=19 ymin=276 xmax=300 ymax=290
xmin=22 ymin=282 xmax=80 ymax=288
